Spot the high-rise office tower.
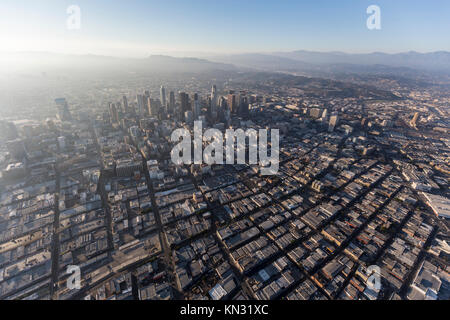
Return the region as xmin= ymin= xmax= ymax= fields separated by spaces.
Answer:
xmin=123 ymin=95 xmax=129 ymax=113
xmin=211 ymin=85 xmax=217 ymax=114
xmin=219 ymin=96 xmax=227 ymax=109
xmin=328 ymin=114 xmax=339 ymax=132
xmin=146 ymin=96 xmax=152 ymax=116
xmin=160 ymin=86 xmax=166 ymax=108
xmin=192 ymin=93 xmax=200 ymax=118
xmin=179 ymin=92 xmax=190 ymax=114
xmin=218 ymin=96 xmax=227 ymax=120
xmin=144 ymin=91 xmax=151 ymax=116
xmin=109 ymin=103 xmax=119 ymax=123
xmin=136 ymin=94 xmax=145 ymax=117
xmin=239 ymin=96 xmax=249 ymax=117
xmin=169 ymin=91 xmax=175 ymax=113
xmin=184 ymin=111 xmax=193 ymax=124
xmin=236 ymin=92 xmax=248 ymax=117
xmin=193 ymin=100 xmax=201 ymax=120
xmin=149 ymin=98 xmax=161 ymax=117
xmin=55 ymin=98 xmax=72 ymax=121
xmin=228 ymin=94 xmax=237 ymax=114
xmin=320 ymin=109 xmax=329 ymax=123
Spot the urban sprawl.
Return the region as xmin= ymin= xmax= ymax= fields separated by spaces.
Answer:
xmin=0 ymin=75 xmax=449 ymax=301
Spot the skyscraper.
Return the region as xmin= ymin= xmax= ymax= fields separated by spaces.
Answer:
xmin=109 ymin=103 xmax=119 ymax=123
xmin=192 ymin=93 xmax=200 ymax=119
xmin=194 ymin=100 xmax=201 ymax=119
xmin=236 ymin=92 xmax=249 ymax=117
xmin=169 ymin=91 xmax=175 ymax=114
xmin=240 ymin=96 xmax=249 ymax=117
xmin=184 ymin=110 xmax=193 ymax=124
xmin=149 ymin=98 xmax=161 ymax=117
xmin=179 ymin=92 xmax=190 ymax=114
xmin=136 ymin=94 xmax=145 ymax=117
xmin=55 ymin=98 xmax=72 ymax=121
xmin=160 ymin=86 xmax=166 ymax=108
xmin=144 ymin=91 xmax=151 ymax=116
xmin=146 ymin=96 xmax=152 ymax=116
xmin=122 ymin=95 xmax=129 ymax=113
xmin=328 ymin=114 xmax=339 ymax=132
xmin=211 ymin=85 xmax=217 ymax=115
xmin=228 ymin=94 xmax=237 ymax=114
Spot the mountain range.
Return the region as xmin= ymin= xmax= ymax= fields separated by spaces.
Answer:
xmin=206 ymin=50 xmax=450 ymax=75
xmin=2 ymin=50 xmax=450 ymax=79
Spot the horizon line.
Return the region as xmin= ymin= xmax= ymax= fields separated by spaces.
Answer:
xmin=1 ymin=49 xmax=449 ymax=60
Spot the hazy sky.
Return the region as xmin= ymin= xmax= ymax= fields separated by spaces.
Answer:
xmin=1 ymin=0 xmax=449 ymax=57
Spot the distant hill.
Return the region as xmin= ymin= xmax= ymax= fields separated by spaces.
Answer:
xmin=3 ymin=50 xmax=449 ymax=85
xmin=207 ymin=50 xmax=450 ymax=75
xmin=274 ymin=50 xmax=450 ymax=71
xmin=0 ymin=52 xmax=238 ymax=75
xmin=206 ymin=53 xmax=311 ymax=73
